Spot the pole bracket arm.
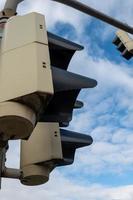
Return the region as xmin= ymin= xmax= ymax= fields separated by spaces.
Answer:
xmin=2 ymin=167 xmax=21 ymax=180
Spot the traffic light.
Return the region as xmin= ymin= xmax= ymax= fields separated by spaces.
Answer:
xmin=19 ymin=12 xmax=97 ymax=186
xmin=0 ymin=11 xmax=97 ymax=187
xmin=113 ymin=29 xmax=133 ymax=60
xmin=20 ymin=122 xmax=93 ymax=186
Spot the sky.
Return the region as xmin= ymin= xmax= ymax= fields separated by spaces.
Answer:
xmin=0 ymin=0 xmax=133 ymax=199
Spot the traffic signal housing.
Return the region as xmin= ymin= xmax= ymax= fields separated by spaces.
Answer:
xmin=18 ymin=12 xmax=97 ymax=186
xmin=20 ymin=23 xmax=96 ymax=186
xmin=113 ymin=29 xmax=133 ymax=60
xmin=20 ymin=122 xmax=93 ymax=186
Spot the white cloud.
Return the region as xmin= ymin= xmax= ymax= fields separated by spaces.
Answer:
xmin=1 ymin=173 xmax=133 ymax=200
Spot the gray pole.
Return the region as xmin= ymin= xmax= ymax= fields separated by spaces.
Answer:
xmin=0 ymin=148 xmax=7 ymax=189
xmin=0 ymin=152 xmax=3 ymax=189
xmin=2 ymin=168 xmax=21 ymax=179
xmin=3 ymin=0 xmax=133 ymax=34
xmin=4 ymin=0 xmax=23 ymax=13
xmin=52 ymin=0 xmax=133 ymax=34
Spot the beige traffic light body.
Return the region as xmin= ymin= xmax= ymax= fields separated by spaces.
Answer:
xmin=0 ymin=12 xmax=53 ymax=102
xmin=116 ymin=30 xmax=131 ymax=43
xmin=0 ymin=13 xmax=54 ymax=140
xmin=20 ymin=122 xmax=62 ymax=186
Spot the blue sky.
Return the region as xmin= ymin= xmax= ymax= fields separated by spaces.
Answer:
xmin=0 ymin=0 xmax=133 ymax=199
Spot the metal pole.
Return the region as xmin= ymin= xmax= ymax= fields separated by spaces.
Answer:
xmin=2 ymin=168 xmax=21 ymax=179
xmin=52 ymin=0 xmax=133 ymax=34
xmin=1 ymin=0 xmax=24 ymax=17
xmin=4 ymin=0 xmax=23 ymax=13
xmin=0 ymin=151 xmax=3 ymax=189
xmin=2 ymin=0 xmax=133 ymax=34
xmin=0 ymin=147 xmax=7 ymax=189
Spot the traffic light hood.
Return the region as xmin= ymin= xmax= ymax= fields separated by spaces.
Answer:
xmin=48 ymin=31 xmax=84 ymax=70
xmin=58 ymin=129 xmax=93 ymax=166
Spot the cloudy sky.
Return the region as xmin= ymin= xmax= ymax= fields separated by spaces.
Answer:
xmin=0 ymin=0 xmax=133 ymax=199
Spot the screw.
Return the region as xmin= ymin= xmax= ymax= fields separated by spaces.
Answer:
xmin=42 ymin=62 xmax=46 ymax=68
xmin=54 ymin=131 xmax=58 ymax=137
xmin=40 ymin=25 xmax=43 ymax=29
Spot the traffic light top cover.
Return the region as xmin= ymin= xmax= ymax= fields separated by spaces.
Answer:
xmin=48 ymin=32 xmax=83 ymax=51
xmin=48 ymin=31 xmax=84 ymax=70
xmin=60 ymin=129 xmax=93 ymax=148
xmin=52 ymin=67 xmax=97 ymax=92
xmin=39 ymin=67 xmax=97 ymax=126
xmin=56 ymin=129 xmax=93 ymax=166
